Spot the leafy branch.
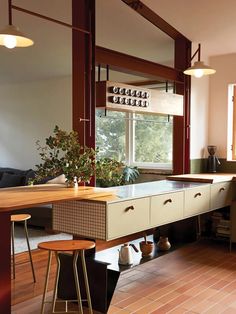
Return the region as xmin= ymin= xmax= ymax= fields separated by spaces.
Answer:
xmin=35 ymin=126 xmax=96 ymax=185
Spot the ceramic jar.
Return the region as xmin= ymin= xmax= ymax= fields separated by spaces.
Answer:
xmin=139 ymin=241 xmax=154 ymax=257
xmin=157 ymin=236 xmax=171 ymax=251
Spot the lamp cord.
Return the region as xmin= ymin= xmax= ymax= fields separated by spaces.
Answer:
xmin=190 ymin=43 xmax=201 ymax=62
xmin=8 ymin=0 xmax=12 ymax=25
xmin=197 ymin=43 xmax=201 ymax=61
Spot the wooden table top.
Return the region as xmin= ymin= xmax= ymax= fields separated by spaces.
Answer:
xmin=0 ymin=184 xmax=116 ymax=212
xmin=167 ymin=173 xmax=236 ymax=183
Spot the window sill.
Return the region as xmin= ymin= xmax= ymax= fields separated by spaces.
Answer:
xmin=139 ymin=168 xmax=173 ymax=175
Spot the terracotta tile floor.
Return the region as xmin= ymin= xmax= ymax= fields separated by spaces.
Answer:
xmin=108 ymin=240 xmax=236 ymax=314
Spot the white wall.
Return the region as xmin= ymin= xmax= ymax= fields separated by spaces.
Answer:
xmin=190 ymin=76 xmax=209 ymax=159
xmin=0 ymin=76 xmax=72 ymax=169
xmin=208 ymin=53 xmax=236 ymax=158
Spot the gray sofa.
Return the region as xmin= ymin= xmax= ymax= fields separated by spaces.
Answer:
xmin=0 ymin=167 xmax=52 ymax=230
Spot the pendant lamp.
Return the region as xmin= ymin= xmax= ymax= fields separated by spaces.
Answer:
xmin=184 ymin=44 xmax=216 ymax=78
xmin=0 ymin=0 xmax=33 ymax=48
xmin=0 ymin=0 xmax=90 ymax=49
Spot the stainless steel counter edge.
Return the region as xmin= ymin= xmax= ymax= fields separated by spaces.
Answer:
xmin=93 ymin=180 xmax=212 ymax=204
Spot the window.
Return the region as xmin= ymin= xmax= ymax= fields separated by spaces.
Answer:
xmin=96 ymin=110 xmax=126 ymax=161
xmin=227 ymin=84 xmax=236 ymax=160
xmin=96 ymin=110 xmax=173 ymax=170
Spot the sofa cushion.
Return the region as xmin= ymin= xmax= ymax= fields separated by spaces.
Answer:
xmin=0 ymin=168 xmax=35 ymax=185
xmin=0 ymin=172 xmax=24 ymax=188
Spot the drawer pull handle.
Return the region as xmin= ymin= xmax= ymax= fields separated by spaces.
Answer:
xmin=219 ymin=187 xmax=225 ymax=192
xmin=125 ymin=205 xmax=134 ymax=212
xmin=194 ymin=192 xmax=202 ymax=198
xmin=164 ymin=199 xmax=172 ymax=205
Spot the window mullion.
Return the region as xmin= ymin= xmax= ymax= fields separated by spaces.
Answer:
xmin=129 ymin=112 xmax=135 ymax=165
xmin=125 ymin=112 xmax=131 ymax=165
xmin=232 ymin=86 xmax=236 ymax=160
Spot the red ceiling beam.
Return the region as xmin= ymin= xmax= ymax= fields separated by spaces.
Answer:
xmin=96 ymin=46 xmax=184 ymax=84
xmin=121 ymin=0 xmax=191 ymax=174
xmin=121 ymin=0 xmax=190 ymax=42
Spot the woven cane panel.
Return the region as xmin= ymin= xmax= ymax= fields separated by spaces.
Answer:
xmin=53 ymin=201 xmax=106 ymax=240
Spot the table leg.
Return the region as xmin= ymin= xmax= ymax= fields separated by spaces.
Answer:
xmin=0 ymin=212 xmax=11 ymax=314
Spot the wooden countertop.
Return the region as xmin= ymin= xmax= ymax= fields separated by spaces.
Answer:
xmin=0 ymin=184 xmax=115 ymax=212
xmin=167 ymin=173 xmax=236 ymax=183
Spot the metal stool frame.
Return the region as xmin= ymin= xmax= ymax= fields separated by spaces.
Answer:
xmin=41 ymin=249 xmax=93 ymax=314
xmin=11 ymin=218 xmax=36 ymax=282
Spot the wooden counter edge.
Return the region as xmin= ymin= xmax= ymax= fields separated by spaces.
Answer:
xmin=167 ymin=176 xmax=214 ymax=183
xmin=167 ymin=173 xmax=236 ymax=183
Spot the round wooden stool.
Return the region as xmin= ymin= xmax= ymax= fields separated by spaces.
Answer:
xmin=38 ymin=239 xmax=95 ymax=314
xmin=11 ymin=214 xmax=36 ymax=282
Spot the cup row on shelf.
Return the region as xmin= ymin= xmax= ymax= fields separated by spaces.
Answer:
xmin=109 ymin=96 xmax=150 ymax=107
xmin=110 ymin=86 xmax=150 ymax=99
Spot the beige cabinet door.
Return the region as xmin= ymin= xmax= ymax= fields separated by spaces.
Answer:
xmin=150 ymin=191 xmax=184 ymax=227
xmin=210 ymin=182 xmax=233 ymax=210
xmin=184 ymin=185 xmax=210 ymax=217
xmin=107 ymin=198 xmax=150 ymax=240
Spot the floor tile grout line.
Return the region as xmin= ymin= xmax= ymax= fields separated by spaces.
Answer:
xmin=114 ymin=251 xmax=225 ymax=305
xmin=164 ymin=264 xmax=236 ymax=313
xmin=110 ymin=243 xmax=236 ymax=313
xmin=115 ymin=252 xmax=236 ymax=313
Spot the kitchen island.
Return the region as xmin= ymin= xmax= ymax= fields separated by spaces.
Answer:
xmin=1 ymin=175 xmax=236 ymax=313
xmin=53 ymin=178 xmax=235 ymax=241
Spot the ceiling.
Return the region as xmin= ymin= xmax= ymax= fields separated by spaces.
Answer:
xmin=0 ymin=0 xmax=236 ymax=84
xmin=142 ymin=0 xmax=236 ymax=58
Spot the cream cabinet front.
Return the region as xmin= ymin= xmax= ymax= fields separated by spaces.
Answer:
xmin=210 ymin=182 xmax=233 ymax=210
xmin=184 ymin=185 xmax=211 ymax=217
xmin=150 ymin=191 xmax=184 ymax=227
xmin=107 ymin=197 xmax=150 ymax=240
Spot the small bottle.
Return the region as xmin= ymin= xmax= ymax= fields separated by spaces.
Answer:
xmin=125 ymin=89 xmax=130 ymax=96
xmin=111 ymin=96 xmax=119 ymax=103
xmin=141 ymin=91 xmax=146 ymax=98
xmin=135 ymin=90 xmax=141 ymax=97
xmin=143 ymin=100 xmax=149 ymax=107
xmin=119 ymin=97 xmax=125 ymax=104
xmin=138 ymin=100 xmax=143 ymax=107
xmin=130 ymin=90 xmax=136 ymax=97
xmin=112 ymin=86 xmax=119 ymax=94
xmin=124 ymin=98 xmax=130 ymax=105
xmin=119 ymin=88 xmax=126 ymax=95
xmin=129 ymin=99 xmax=135 ymax=106
xmin=73 ymin=176 xmax=78 ymax=188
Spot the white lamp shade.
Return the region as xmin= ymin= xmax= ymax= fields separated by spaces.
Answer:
xmin=184 ymin=61 xmax=216 ymax=78
xmin=0 ymin=25 xmax=34 ymax=48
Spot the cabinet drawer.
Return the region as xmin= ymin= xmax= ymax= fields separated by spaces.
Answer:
xmin=107 ymin=198 xmax=150 ymax=240
xmin=150 ymin=192 xmax=184 ymax=227
xmin=184 ymin=185 xmax=210 ymax=217
xmin=210 ymin=182 xmax=233 ymax=210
